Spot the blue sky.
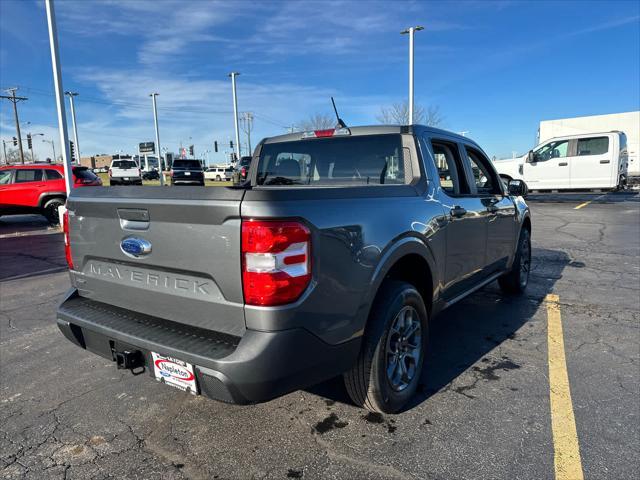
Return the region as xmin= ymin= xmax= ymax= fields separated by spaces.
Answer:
xmin=1 ymin=0 xmax=639 ymax=163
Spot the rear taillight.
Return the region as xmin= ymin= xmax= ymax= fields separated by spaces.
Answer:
xmin=108 ymin=168 xmax=112 ymax=177
xmin=241 ymin=166 xmax=246 ymax=178
xmin=62 ymin=209 xmax=74 ymax=270
xmin=170 ymin=170 xmax=174 ymax=177
xmin=241 ymin=220 xmax=311 ymax=306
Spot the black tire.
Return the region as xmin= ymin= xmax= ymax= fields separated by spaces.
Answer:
xmin=344 ymin=281 xmax=428 ymax=413
xmin=42 ymin=197 xmax=65 ymax=225
xmin=498 ymin=228 xmax=531 ymax=294
xmin=216 ymin=175 xmax=221 ymax=181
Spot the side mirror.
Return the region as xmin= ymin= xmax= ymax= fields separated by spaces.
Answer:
xmin=508 ymin=179 xmax=528 ymax=197
xmin=526 ymin=150 xmax=535 ymax=163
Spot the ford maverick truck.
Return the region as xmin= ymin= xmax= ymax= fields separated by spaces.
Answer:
xmin=57 ymin=125 xmax=531 ymax=413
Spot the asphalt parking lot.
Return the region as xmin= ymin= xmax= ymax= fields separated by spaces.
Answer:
xmin=1 ymin=191 xmax=638 ymax=480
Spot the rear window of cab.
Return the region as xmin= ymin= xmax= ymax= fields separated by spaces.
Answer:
xmin=256 ymin=134 xmax=406 ymax=186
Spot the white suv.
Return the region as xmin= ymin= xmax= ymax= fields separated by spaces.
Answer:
xmin=204 ymin=166 xmax=233 ymax=181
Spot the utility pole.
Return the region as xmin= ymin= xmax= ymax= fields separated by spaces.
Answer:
xmin=240 ymin=112 xmax=254 ymax=155
xmin=0 ymin=88 xmax=28 ymax=164
xmin=65 ymin=91 xmax=80 ymax=163
xmin=150 ymin=93 xmax=164 ymax=186
xmin=2 ymin=140 xmax=7 ymax=164
xmin=400 ymin=26 xmax=424 ymax=125
xmin=45 ymin=0 xmax=73 ymax=194
xmin=229 ymin=72 xmax=241 ymax=160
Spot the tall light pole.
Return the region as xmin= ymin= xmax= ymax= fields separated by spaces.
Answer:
xmin=229 ymin=72 xmax=241 ymax=160
xmin=2 ymin=140 xmax=7 ymax=164
xmin=45 ymin=0 xmax=73 ymax=194
xmin=150 ymin=93 xmax=164 ymax=186
xmin=401 ymin=26 xmax=424 ymax=125
xmin=65 ymin=91 xmax=80 ymax=163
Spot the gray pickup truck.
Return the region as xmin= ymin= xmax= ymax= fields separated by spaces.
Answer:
xmin=57 ymin=125 xmax=531 ymax=413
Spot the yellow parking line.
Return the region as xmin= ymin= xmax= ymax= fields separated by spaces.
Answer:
xmin=573 ymin=201 xmax=591 ymax=210
xmin=546 ymin=294 xmax=584 ymax=480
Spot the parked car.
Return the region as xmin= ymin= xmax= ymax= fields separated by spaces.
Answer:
xmin=170 ymin=159 xmax=204 ymax=186
xmin=204 ymin=166 xmax=233 ymax=181
xmin=142 ymin=170 xmax=160 ymax=181
xmin=57 ymin=125 xmax=531 ymax=413
xmin=494 ymin=131 xmax=628 ymax=191
xmin=0 ymin=164 xmax=101 ymax=224
xmin=238 ymin=156 xmax=252 ymax=181
xmin=109 ymin=159 xmax=142 ymax=186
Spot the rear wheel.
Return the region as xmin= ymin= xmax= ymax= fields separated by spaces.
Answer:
xmin=344 ymin=281 xmax=428 ymax=413
xmin=498 ymin=228 xmax=531 ymax=294
xmin=216 ymin=175 xmax=221 ymax=181
xmin=42 ymin=197 xmax=65 ymax=225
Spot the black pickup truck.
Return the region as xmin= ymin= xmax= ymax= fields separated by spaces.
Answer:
xmin=57 ymin=125 xmax=531 ymax=413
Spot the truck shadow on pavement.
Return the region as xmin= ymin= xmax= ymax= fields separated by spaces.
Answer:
xmin=308 ymin=247 xmax=570 ymax=411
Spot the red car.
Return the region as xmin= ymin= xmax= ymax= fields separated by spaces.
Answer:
xmin=0 ymin=164 xmax=101 ymax=224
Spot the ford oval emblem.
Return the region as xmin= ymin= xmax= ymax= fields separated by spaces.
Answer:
xmin=120 ymin=237 xmax=152 ymax=258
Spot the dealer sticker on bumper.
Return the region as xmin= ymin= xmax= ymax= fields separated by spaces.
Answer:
xmin=151 ymin=352 xmax=198 ymax=395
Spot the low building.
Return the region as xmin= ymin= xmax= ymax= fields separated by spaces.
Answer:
xmin=539 ymin=111 xmax=640 ymax=175
xmin=80 ymin=154 xmax=113 ymax=170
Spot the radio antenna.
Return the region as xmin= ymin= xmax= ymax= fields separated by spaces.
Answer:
xmin=331 ymin=97 xmax=347 ymax=129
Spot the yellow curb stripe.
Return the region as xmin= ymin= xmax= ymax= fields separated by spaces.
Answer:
xmin=546 ymin=294 xmax=584 ymax=480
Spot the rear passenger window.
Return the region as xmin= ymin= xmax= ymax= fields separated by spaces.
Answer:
xmin=465 ymin=148 xmax=501 ymax=195
xmin=45 ymin=169 xmax=63 ymax=180
xmin=429 ymin=139 xmax=469 ymax=195
xmin=15 ymin=169 xmax=43 ymax=183
xmin=577 ymin=137 xmax=609 ymax=156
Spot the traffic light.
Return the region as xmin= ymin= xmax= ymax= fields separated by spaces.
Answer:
xmin=27 ymin=134 xmax=32 ymax=149
xmin=12 ymin=136 xmax=17 ymax=146
xmin=189 ymin=145 xmax=194 ymax=157
xmin=214 ymin=141 xmax=218 ymax=153
xmin=69 ymin=140 xmax=75 ymax=162
xmin=229 ymin=140 xmax=234 ymax=149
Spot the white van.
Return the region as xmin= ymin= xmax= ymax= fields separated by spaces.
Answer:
xmin=204 ymin=165 xmax=233 ymax=181
xmin=494 ymin=131 xmax=628 ymax=190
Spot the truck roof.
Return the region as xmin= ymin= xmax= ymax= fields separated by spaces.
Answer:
xmin=262 ymin=124 xmax=482 ymax=149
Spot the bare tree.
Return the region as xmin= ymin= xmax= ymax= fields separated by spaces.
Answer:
xmin=377 ymin=101 xmax=444 ymax=127
xmin=297 ymin=113 xmax=335 ymax=131
xmin=3 ymin=148 xmax=38 ymax=164
xmin=424 ymin=105 xmax=444 ymax=127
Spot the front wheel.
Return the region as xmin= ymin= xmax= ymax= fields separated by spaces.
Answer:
xmin=498 ymin=228 xmax=531 ymax=294
xmin=344 ymin=281 xmax=428 ymax=413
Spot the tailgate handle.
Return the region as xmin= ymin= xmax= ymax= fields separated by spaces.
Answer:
xmin=118 ymin=208 xmax=149 ymax=231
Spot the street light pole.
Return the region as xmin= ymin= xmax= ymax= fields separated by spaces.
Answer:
xmin=65 ymin=91 xmax=80 ymax=164
xmin=401 ymin=26 xmax=424 ymax=125
xmin=43 ymin=139 xmax=56 ymax=162
xmin=45 ymin=0 xmax=73 ymax=194
xmin=229 ymin=72 xmax=241 ymax=160
xmin=150 ymin=93 xmax=164 ymax=186
xmin=2 ymin=140 xmax=7 ymax=164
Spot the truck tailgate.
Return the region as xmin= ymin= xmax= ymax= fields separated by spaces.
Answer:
xmin=66 ymin=186 xmax=246 ymax=337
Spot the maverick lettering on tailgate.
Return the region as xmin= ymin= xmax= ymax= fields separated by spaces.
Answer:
xmin=86 ymin=261 xmax=211 ymax=296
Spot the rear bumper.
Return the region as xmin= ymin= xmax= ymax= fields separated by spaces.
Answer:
xmin=56 ymin=289 xmax=360 ymax=404
xmin=110 ymin=178 xmax=142 ymax=185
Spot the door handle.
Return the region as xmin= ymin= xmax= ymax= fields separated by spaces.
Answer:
xmin=450 ymin=206 xmax=467 ymax=218
xmin=599 ymin=159 xmax=610 ymax=164
xmin=558 ymin=162 xmax=568 ymax=166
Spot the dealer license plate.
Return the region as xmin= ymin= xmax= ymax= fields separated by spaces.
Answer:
xmin=151 ymin=352 xmax=198 ymax=395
